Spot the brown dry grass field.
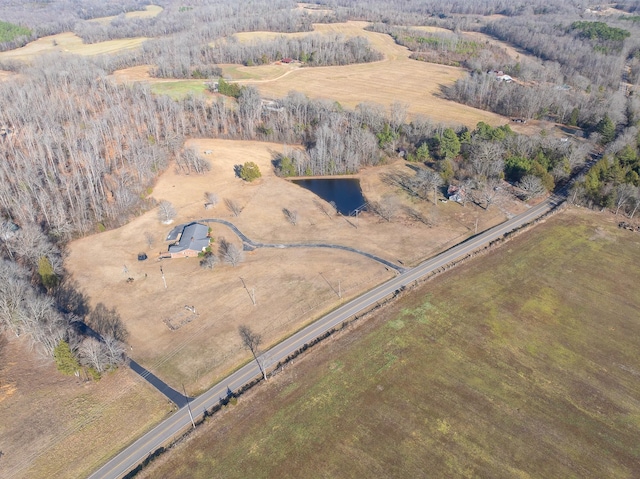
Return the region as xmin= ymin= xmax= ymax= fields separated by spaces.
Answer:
xmin=111 ymin=21 xmax=507 ymax=128
xmin=295 ymin=3 xmax=334 ymax=15
xmin=0 ymin=336 xmax=170 ymax=479
xmin=230 ymin=21 xmax=506 ymax=128
xmin=0 ymin=32 xmax=147 ymax=61
xmin=139 ymin=208 xmax=640 ymax=479
xmin=64 ymin=139 xmax=514 ymax=397
xmin=87 ymin=4 xmax=164 ymax=25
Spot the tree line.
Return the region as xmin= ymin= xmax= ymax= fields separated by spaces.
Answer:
xmin=571 ymin=126 xmax=640 ymax=216
xmin=206 ymin=33 xmax=382 ymax=67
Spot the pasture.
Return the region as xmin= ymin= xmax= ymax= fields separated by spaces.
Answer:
xmin=231 ymin=21 xmax=506 ymax=128
xmin=139 ymin=208 xmax=640 ymax=479
xmin=0 ymin=337 xmax=169 ymax=479
xmin=88 ymin=4 xmax=164 ymax=25
xmin=64 ymin=139 xmax=511 ymax=396
xmin=0 ymin=32 xmax=147 ymax=61
xmin=112 ymin=21 xmax=507 ymax=128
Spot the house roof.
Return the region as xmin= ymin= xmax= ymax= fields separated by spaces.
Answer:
xmin=168 ymin=222 xmax=210 ymax=254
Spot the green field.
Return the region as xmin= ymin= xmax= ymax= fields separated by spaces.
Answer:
xmin=150 ymin=81 xmax=208 ymax=99
xmin=142 ymin=209 xmax=640 ymax=479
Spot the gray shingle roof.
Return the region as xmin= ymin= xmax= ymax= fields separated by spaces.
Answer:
xmin=168 ymin=222 xmax=210 ymax=253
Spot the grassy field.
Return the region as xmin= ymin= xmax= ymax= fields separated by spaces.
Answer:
xmin=0 ymin=32 xmax=147 ymax=61
xmin=0 ymin=336 xmax=170 ymax=479
xmin=231 ymin=21 xmax=506 ymax=128
xmin=140 ymin=208 xmax=640 ymax=479
xmin=111 ymin=21 xmax=507 ymax=128
xmin=64 ymin=139 xmax=512 ymax=395
xmin=88 ymin=4 xmax=164 ymax=25
xmin=150 ymin=80 xmax=210 ymax=99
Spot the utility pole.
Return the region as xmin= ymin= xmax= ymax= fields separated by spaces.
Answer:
xmin=183 ymin=384 xmax=196 ymax=429
xmin=475 ymin=217 xmax=479 ymax=235
xmin=240 ymin=277 xmax=256 ymax=306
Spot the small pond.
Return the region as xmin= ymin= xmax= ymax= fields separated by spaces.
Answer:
xmin=292 ymin=178 xmax=366 ymax=216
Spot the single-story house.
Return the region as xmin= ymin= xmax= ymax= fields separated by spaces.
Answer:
xmin=447 ymin=185 xmax=466 ymax=203
xmin=168 ymin=222 xmax=210 ymax=258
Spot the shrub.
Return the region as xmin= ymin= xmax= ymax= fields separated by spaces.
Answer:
xmin=240 ymin=161 xmax=262 ymax=182
xmin=54 ymin=340 xmax=80 ymax=376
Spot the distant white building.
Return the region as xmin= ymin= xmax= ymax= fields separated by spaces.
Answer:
xmin=488 ymin=70 xmax=513 ymax=82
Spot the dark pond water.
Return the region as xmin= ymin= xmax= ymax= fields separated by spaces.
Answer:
xmin=292 ymin=178 xmax=366 ymax=215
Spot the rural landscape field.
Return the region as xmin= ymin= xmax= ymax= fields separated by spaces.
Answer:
xmin=0 ymin=0 xmax=639 ymax=478
xmin=140 ymin=209 xmax=640 ymax=478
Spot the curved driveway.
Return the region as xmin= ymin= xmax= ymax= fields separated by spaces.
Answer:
xmin=88 ymin=193 xmax=563 ymax=479
xmin=202 ymin=218 xmax=406 ymax=272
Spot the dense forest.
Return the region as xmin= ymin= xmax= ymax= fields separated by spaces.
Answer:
xmin=1 ymin=0 xmax=640 ymax=373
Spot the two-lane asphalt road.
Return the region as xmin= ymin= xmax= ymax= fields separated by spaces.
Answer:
xmin=88 ymin=193 xmax=563 ymax=479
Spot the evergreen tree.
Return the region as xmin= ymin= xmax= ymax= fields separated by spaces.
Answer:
xmin=597 ymin=114 xmax=615 ymax=145
xmin=439 ymin=128 xmax=461 ymax=159
xmin=240 ymin=162 xmax=262 ymax=182
xmin=54 ymin=340 xmax=80 ymax=376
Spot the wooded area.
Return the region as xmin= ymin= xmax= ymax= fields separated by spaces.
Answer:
xmin=1 ymin=0 xmax=640 ymax=376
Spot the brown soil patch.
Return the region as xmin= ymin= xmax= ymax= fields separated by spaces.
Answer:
xmin=0 ymin=335 xmax=169 ymax=479
xmin=65 ymin=139 xmax=511 ymax=395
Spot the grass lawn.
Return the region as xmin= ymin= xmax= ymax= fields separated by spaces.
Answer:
xmin=141 ymin=208 xmax=640 ymax=479
xmin=0 ymin=32 xmax=147 ymax=61
xmin=0 ymin=337 xmax=170 ymax=479
xmin=150 ymin=80 xmax=209 ymax=99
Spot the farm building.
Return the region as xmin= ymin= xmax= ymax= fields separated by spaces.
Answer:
xmin=168 ymin=222 xmax=210 ymax=258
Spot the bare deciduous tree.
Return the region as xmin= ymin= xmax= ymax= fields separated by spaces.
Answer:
xmin=204 ymin=192 xmax=219 ymax=209
xmin=518 ymin=175 xmax=546 ymax=200
xmin=79 ymin=337 xmax=109 ymax=373
xmin=476 ymin=178 xmax=503 ymax=210
xmin=219 ymin=238 xmax=244 ymax=266
xmin=158 ymin=200 xmax=177 ymax=224
xmin=628 ymin=189 xmax=640 ymax=219
xmin=178 ymin=148 xmax=211 ymax=174
xmin=614 ymin=184 xmax=636 ymax=215
xmin=103 ymin=335 xmax=127 ymax=368
xmin=238 ymin=324 xmax=266 ymax=380
xmin=282 ymin=208 xmax=299 ymax=225
xmin=415 ymin=168 xmax=443 ymax=205
xmin=87 ymin=303 xmax=129 ymax=343
xmin=225 ymin=198 xmax=243 ymax=217
xmin=199 ymin=252 xmax=218 ymax=269
xmin=144 ymin=231 xmax=154 ymax=249
xmin=371 ymin=194 xmax=399 ymax=222
xmin=470 ymin=140 xmax=505 ymax=180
